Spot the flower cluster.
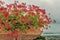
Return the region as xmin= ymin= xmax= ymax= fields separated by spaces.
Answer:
xmin=0 ymin=1 xmax=51 ymax=38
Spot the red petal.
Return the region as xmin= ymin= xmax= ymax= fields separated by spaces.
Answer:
xmin=7 ymin=31 xmax=13 ymax=37
xmin=14 ymin=29 xmax=18 ymax=33
xmin=13 ymin=33 xmax=18 ymax=38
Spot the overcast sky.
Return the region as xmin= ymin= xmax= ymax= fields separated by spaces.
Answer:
xmin=2 ymin=0 xmax=60 ymax=33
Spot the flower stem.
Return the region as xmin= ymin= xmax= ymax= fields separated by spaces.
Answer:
xmin=15 ymin=38 xmax=17 ymax=40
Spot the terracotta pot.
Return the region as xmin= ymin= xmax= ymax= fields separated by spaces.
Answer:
xmin=17 ymin=27 xmax=42 ymax=40
xmin=0 ymin=27 xmax=42 ymax=40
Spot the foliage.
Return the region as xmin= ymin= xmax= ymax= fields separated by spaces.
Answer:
xmin=34 ymin=36 xmax=46 ymax=40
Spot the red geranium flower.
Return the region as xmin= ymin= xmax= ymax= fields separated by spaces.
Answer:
xmin=38 ymin=19 xmax=44 ymax=24
xmin=21 ymin=16 xmax=27 ymax=23
xmin=2 ymin=11 xmax=9 ymax=18
xmin=13 ymin=29 xmax=19 ymax=38
xmin=14 ymin=29 xmax=18 ymax=33
xmin=0 ymin=24 xmax=2 ymax=29
xmin=13 ymin=10 xmax=20 ymax=16
xmin=13 ymin=20 xmax=17 ymax=25
xmin=13 ymin=33 xmax=18 ymax=38
xmin=7 ymin=31 xmax=13 ymax=37
xmin=4 ymin=22 xmax=12 ymax=29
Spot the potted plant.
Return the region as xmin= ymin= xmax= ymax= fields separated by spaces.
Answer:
xmin=0 ymin=0 xmax=51 ymax=40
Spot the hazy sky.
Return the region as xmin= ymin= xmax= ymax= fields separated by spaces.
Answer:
xmin=2 ymin=0 xmax=60 ymax=33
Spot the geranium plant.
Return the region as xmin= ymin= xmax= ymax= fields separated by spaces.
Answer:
xmin=0 ymin=0 xmax=52 ymax=40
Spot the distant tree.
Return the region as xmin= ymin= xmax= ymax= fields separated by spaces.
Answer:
xmin=34 ymin=36 xmax=46 ymax=40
